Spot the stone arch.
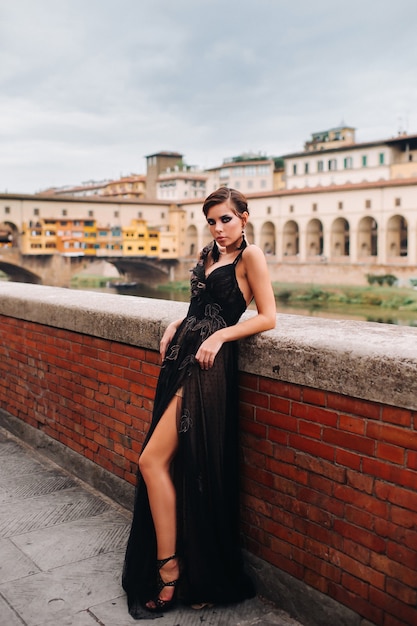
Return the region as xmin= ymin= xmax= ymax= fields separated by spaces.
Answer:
xmin=283 ymin=220 xmax=299 ymax=256
xmin=306 ymin=219 xmax=323 ymax=256
xmin=245 ymin=222 xmax=254 ymax=245
xmin=0 ymin=221 xmax=19 ymax=247
xmin=202 ymin=224 xmax=212 ymax=248
xmin=185 ymin=224 xmax=198 ymax=257
xmin=387 ymin=215 xmax=407 ymax=257
xmin=259 ymin=221 xmax=275 ymax=255
xmin=331 ymin=218 xmax=350 ymax=257
xmin=358 ymin=217 xmax=378 ymax=257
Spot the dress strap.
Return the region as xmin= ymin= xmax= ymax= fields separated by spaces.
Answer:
xmin=233 ymin=249 xmax=244 ymax=266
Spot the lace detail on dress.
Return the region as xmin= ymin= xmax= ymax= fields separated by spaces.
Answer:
xmin=179 ymin=408 xmax=193 ymax=433
xmin=192 ymin=303 xmax=227 ymax=340
xmin=165 ymin=344 xmax=180 ymax=361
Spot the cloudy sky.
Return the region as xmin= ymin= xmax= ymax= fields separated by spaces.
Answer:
xmin=1 ymin=0 xmax=417 ymax=193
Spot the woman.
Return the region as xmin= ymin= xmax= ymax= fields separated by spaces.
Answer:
xmin=122 ymin=187 xmax=276 ymax=618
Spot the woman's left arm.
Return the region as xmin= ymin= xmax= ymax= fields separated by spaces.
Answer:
xmin=195 ymin=246 xmax=276 ymax=368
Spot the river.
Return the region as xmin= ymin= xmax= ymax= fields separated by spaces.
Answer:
xmin=76 ymin=283 xmax=417 ymax=327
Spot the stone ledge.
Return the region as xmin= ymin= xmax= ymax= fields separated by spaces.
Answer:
xmin=1 ymin=281 xmax=417 ymax=410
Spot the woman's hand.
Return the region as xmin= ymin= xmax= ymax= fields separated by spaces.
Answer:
xmin=195 ymin=331 xmax=224 ymax=370
xmin=160 ymin=320 xmax=182 ymax=360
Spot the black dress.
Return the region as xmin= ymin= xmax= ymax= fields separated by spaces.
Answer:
xmin=122 ymin=242 xmax=255 ymax=618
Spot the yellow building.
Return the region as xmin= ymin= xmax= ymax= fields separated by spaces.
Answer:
xmin=122 ymin=220 xmax=159 ymax=257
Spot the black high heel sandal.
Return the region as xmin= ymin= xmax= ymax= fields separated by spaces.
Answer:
xmin=145 ymin=554 xmax=179 ymax=613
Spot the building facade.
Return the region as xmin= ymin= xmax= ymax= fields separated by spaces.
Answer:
xmin=1 ymin=125 xmax=417 ymax=285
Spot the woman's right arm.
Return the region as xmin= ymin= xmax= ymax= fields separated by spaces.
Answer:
xmin=160 ymin=318 xmax=184 ymax=360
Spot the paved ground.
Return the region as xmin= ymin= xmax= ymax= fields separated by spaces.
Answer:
xmin=0 ymin=426 xmax=305 ymax=626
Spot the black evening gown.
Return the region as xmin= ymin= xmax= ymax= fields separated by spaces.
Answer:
xmin=122 ymin=242 xmax=255 ymax=617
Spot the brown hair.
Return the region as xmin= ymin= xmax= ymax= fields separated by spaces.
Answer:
xmin=202 ymin=186 xmax=249 ymax=218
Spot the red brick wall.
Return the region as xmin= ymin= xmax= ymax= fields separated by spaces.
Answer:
xmin=1 ymin=314 xmax=416 ymax=626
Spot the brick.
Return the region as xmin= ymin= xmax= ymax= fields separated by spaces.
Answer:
xmin=346 ymin=470 xmax=374 ymax=494
xmin=381 ymin=405 xmax=412 ymax=427
xmin=269 ymin=396 xmax=291 ymax=414
xmin=369 ymin=587 xmax=417 ymax=625
xmin=390 ymin=504 xmax=417 ymax=528
xmin=240 ymin=388 xmax=269 ymax=409
xmin=265 ymin=457 xmax=308 ymax=486
xmin=239 ymin=372 xmax=258 ymax=390
xmin=377 ymin=442 xmax=405 ymax=465
xmin=341 ymin=572 xmax=369 ymax=599
xmin=370 ymin=552 xmax=416 ymax=587
xmin=323 ymin=427 xmax=375 ymax=456
xmin=288 ymin=434 xmax=335 ymax=461
xmin=291 ymin=402 xmax=338 ymax=426
xmin=241 ymin=417 xmax=266 ymax=438
xmin=261 ymin=379 xmax=301 ymax=401
xmin=302 ymin=387 xmax=326 ymax=407
xmin=335 ymin=517 xmax=386 ymax=553
xmin=386 ymin=541 xmax=417 ymax=570
xmin=298 ymin=420 xmax=321 ymax=439
xmin=329 ymin=583 xmax=384 ymax=624
xmin=367 ymin=422 xmax=417 ymax=451
xmin=295 ymin=453 xmax=346 ymax=483
xmin=339 ymin=413 xmax=366 ymax=435
xmin=407 ymin=450 xmax=417 ymax=471
xmin=327 ymin=393 xmax=381 ymax=420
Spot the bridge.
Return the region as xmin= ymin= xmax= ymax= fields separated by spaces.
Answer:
xmin=0 ymin=247 xmax=188 ymax=287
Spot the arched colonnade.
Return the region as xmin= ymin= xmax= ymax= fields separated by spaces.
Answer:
xmin=185 ymin=215 xmax=413 ymax=264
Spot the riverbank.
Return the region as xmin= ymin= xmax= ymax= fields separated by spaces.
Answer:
xmin=156 ymin=281 xmax=417 ymax=326
xmin=161 ymin=280 xmax=417 ymax=311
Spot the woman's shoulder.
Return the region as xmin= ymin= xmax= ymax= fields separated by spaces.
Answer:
xmin=240 ymin=244 xmax=269 ymax=277
xmin=241 ymin=243 xmax=266 ymax=262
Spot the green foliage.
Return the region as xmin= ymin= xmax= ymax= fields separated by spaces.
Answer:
xmin=366 ymin=273 xmax=398 ymax=286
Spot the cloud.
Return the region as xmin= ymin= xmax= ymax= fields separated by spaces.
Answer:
xmin=1 ymin=0 xmax=417 ymax=192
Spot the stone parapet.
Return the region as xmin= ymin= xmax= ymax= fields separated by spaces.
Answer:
xmin=1 ymin=281 xmax=416 ymax=410
xmin=1 ymin=281 xmax=417 ymax=626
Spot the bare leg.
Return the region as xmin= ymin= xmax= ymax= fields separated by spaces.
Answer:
xmin=139 ymin=394 xmax=180 ymax=605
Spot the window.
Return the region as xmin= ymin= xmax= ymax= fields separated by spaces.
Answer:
xmin=317 ymin=160 xmax=324 ymax=172
xmin=289 ymin=204 xmax=294 ymax=213
xmin=260 ymin=180 xmax=266 ymax=188
xmin=338 ymin=202 xmax=343 ymax=210
xmin=292 ymin=164 xmax=297 ymax=175
xmin=247 ymin=180 xmax=253 ymax=189
xmin=304 ymin=163 xmax=309 ymax=174
xmin=395 ymin=197 xmax=401 ymax=207
xmin=62 ymin=209 xmax=67 ymax=216
xmin=34 ymin=208 xmax=40 ymax=216
xmin=267 ymin=206 xmax=271 ymax=214
xmin=379 ymin=152 xmax=385 ymax=165
xmin=114 ymin=211 xmax=119 ymax=218
xmin=362 ymin=155 xmax=367 ymax=167
xmin=344 ymin=157 xmax=353 ymax=169
xmin=328 ymin=159 xmax=337 ymax=171
xmin=138 ymin=212 xmax=142 ymax=218
xmin=312 ymin=203 xmax=318 ymax=212
xmin=365 ymin=199 xmax=371 ymax=209
xmin=161 ymin=212 xmax=165 ymax=219
xmin=88 ymin=210 xmax=94 ymax=217
xmin=4 ymin=206 xmax=10 ymax=214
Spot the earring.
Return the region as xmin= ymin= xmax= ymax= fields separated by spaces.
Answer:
xmin=237 ymin=229 xmax=247 ymax=250
xmin=212 ymin=240 xmax=220 ymax=262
